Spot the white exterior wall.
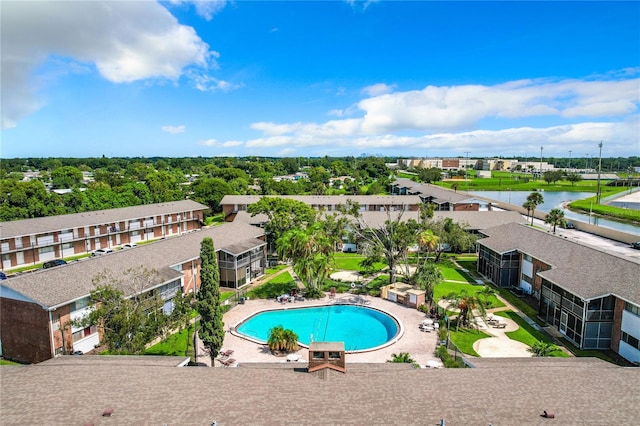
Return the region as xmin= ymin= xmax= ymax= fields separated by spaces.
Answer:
xmin=73 ymin=333 xmax=100 ymax=354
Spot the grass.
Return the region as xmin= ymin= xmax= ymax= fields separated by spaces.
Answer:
xmin=569 ymin=195 xmax=640 ymax=223
xmin=439 ymin=266 xmax=472 ymax=282
xmin=331 ymin=252 xmax=386 ymax=272
xmin=448 ymin=328 xmax=490 ymax=357
xmin=220 ymin=291 xmax=235 ymax=302
xmin=494 ymin=311 xmax=569 ymax=357
xmin=0 ymin=359 xmax=21 ymax=365
xmin=266 ymin=264 xmax=288 ymax=275
xmin=557 ymin=339 xmax=619 ymax=363
xmin=247 ymin=271 xmax=296 ymax=299
xmin=145 ymin=322 xmax=196 ymax=357
xmin=434 ymin=281 xmax=505 ymax=309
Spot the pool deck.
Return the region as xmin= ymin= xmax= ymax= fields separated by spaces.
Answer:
xmin=216 ymin=293 xmax=440 ymax=367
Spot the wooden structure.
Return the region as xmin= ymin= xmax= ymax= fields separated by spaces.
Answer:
xmin=380 ymin=283 xmax=425 ymax=309
xmin=308 ymin=342 xmax=345 ymax=373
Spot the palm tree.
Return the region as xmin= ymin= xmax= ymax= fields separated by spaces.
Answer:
xmin=443 ymin=289 xmax=487 ymax=331
xmin=409 ymin=262 xmax=443 ymax=307
xmin=526 ymin=191 xmax=544 ymax=225
xmin=267 ymin=325 xmax=299 ymax=354
xmin=277 ymin=224 xmax=333 ymax=291
xmin=522 ymin=200 xmax=535 ymax=225
xmin=478 ymin=286 xmax=496 ymax=310
xmin=417 ymin=229 xmax=440 ymax=262
xmin=388 ymin=352 xmax=415 ymax=364
xmin=528 ymin=341 xmax=559 ymax=357
xmin=544 ymin=208 xmax=566 ymax=234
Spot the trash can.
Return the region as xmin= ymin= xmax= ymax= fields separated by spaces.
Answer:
xmin=239 ymin=297 xmax=245 ymax=304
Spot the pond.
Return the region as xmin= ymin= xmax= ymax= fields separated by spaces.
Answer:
xmin=470 ymin=191 xmax=640 ymax=236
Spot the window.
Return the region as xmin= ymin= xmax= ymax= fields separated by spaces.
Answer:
xmin=329 ymin=351 xmax=341 ymax=359
xmin=72 ymin=325 xmax=97 ymax=342
xmin=624 ymin=302 xmax=640 ymax=317
xmin=622 ymin=332 xmax=640 ymax=351
xmin=312 ymin=351 xmax=324 ymax=360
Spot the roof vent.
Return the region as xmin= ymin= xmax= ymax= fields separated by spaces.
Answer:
xmin=541 ymin=410 xmax=555 ymax=419
xmin=102 ymin=408 xmax=114 ymax=417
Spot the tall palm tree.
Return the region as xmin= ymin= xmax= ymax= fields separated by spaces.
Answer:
xmin=544 ymin=208 xmax=566 ymax=234
xmin=522 ymin=200 xmax=535 ymax=225
xmin=443 ymin=289 xmax=487 ymax=331
xmin=526 ymin=191 xmax=544 ymax=225
xmin=409 ymin=262 xmax=443 ymax=307
xmin=417 ymin=229 xmax=440 ymax=262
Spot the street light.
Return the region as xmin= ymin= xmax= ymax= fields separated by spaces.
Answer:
xmin=464 ymin=151 xmax=470 ymax=190
xmin=596 ymin=142 xmax=603 ymax=204
xmin=539 ymin=146 xmax=543 ymax=180
xmin=568 ymin=150 xmax=572 ymax=169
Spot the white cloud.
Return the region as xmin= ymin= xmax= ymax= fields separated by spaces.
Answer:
xmin=361 ymin=83 xmax=395 ymax=97
xmin=243 ymin=120 xmax=638 ymax=157
xmin=198 ymin=139 xmax=244 ymax=147
xmin=1 ymin=1 xmax=218 ymax=129
xmin=161 ymin=125 xmax=186 ymax=134
xmin=189 ymin=73 xmax=242 ymax=92
xmin=169 ymin=0 xmax=227 ymax=21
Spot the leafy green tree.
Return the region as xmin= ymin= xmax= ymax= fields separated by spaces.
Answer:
xmin=277 ymin=223 xmax=334 ymax=292
xmin=248 ymin=197 xmax=317 ymax=244
xmin=566 ymin=172 xmax=583 ymax=186
xmin=191 ymin=177 xmax=233 ymax=213
xmin=79 ymin=267 xmax=166 ymax=354
xmin=543 ymin=170 xmax=564 ymax=185
xmin=544 ymin=208 xmax=566 ymax=234
xmin=431 ymin=217 xmax=476 ymax=261
xmin=51 ymin=166 xmax=83 ymax=189
xmin=197 ymin=237 xmax=225 ymax=362
xmin=341 ymin=201 xmax=418 ymax=284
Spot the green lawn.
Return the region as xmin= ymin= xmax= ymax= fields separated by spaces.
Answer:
xmin=331 ymin=252 xmax=386 ymax=272
xmin=434 ymin=281 xmax=505 ymax=309
xmin=495 ymin=311 xmax=569 ymax=357
xmin=449 ymin=328 xmax=490 ymax=357
xmin=439 ymin=266 xmax=472 ymax=282
xmin=247 ymin=271 xmax=296 ymax=299
xmin=0 ymin=359 xmax=21 ymax=365
xmin=221 ymin=291 xmax=235 ymax=302
xmin=145 ymin=322 xmax=196 ymax=357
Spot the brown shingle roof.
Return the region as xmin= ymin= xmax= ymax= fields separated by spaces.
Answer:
xmin=0 ymin=356 xmax=638 ymax=425
xmin=0 ymin=200 xmax=208 ymax=239
xmin=0 ymin=222 xmax=265 ymax=308
xmin=478 ymin=222 xmax=640 ymax=302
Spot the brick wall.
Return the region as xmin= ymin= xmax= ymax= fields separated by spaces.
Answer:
xmin=0 ymin=298 xmax=52 ymax=364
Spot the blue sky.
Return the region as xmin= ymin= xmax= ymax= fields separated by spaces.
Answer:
xmin=2 ymin=0 xmax=639 ymax=159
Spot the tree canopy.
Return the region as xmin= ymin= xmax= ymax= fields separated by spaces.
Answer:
xmin=197 ymin=237 xmax=225 ymax=362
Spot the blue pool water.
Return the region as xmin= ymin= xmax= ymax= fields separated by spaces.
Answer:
xmin=236 ymin=305 xmax=399 ymax=352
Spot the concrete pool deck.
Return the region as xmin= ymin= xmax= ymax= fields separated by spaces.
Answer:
xmin=216 ymin=293 xmax=440 ymax=367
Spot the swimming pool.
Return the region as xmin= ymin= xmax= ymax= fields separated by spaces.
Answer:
xmin=236 ymin=305 xmax=400 ymax=352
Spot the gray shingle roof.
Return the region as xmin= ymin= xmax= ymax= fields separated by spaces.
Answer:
xmin=0 ymin=222 xmax=265 ymax=308
xmin=221 ymin=194 xmax=422 ymax=206
xmin=393 ymin=178 xmax=473 ymax=204
xmin=478 ymin=222 xmax=640 ymax=302
xmin=0 ymin=356 xmax=638 ymax=425
xmin=0 ymin=200 xmax=208 ymax=239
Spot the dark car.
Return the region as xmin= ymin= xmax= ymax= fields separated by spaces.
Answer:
xmin=564 ymin=222 xmax=576 ymax=229
xmin=632 ymin=241 xmax=640 ymax=250
xmin=42 ymin=259 xmax=67 ymax=269
xmin=0 ymin=271 xmax=6 ymax=280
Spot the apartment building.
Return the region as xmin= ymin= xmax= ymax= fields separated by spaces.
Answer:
xmin=476 ymin=222 xmax=640 ymax=363
xmin=0 ymin=200 xmax=208 ymax=270
xmin=0 ymin=221 xmax=266 ymax=364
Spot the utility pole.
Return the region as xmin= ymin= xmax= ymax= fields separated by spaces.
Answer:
xmin=596 ymin=142 xmax=603 ymax=204
xmin=568 ymin=150 xmax=572 ymax=169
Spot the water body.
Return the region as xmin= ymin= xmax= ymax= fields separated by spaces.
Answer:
xmin=470 ymin=191 xmax=640 ymax=236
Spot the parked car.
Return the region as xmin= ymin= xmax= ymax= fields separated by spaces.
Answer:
xmin=0 ymin=271 xmax=6 ymax=280
xmin=631 ymin=241 xmax=640 ymax=250
xmin=121 ymin=243 xmax=137 ymax=249
xmin=564 ymin=221 xmax=576 ymax=229
xmin=42 ymin=259 xmax=67 ymax=269
xmin=91 ymin=248 xmax=113 ymax=257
